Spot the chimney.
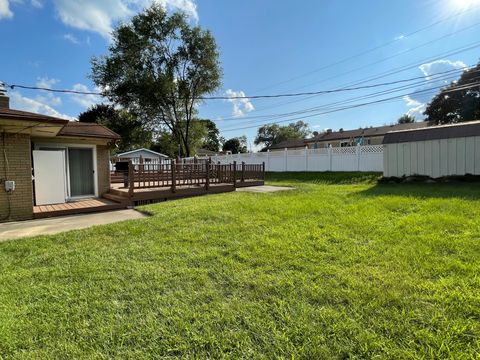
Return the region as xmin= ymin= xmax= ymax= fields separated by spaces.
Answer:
xmin=0 ymin=83 xmax=9 ymax=109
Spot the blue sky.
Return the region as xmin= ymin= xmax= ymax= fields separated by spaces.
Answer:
xmin=1 ymin=0 xmax=480 ymax=150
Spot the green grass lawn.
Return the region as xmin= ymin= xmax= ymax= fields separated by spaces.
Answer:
xmin=1 ymin=172 xmax=479 ymax=358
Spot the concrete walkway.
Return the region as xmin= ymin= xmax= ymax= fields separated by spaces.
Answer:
xmin=0 ymin=209 xmax=148 ymax=242
xmin=236 ymin=185 xmax=294 ymax=193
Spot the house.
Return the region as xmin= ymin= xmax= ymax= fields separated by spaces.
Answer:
xmin=116 ymin=148 xmax=169 ymax=163
xmin=268 ymin=122 xmax=432 ymax=151
xmin=0 ymin=90 xmax=121 ymax=222
xmin=383 ymin=120 xmax=480 ymax=178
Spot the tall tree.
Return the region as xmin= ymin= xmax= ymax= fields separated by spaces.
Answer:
xmin=201 ymin=119 xmax=221 ymax=152
xmin=254 ymin=121 xmax=310 ymax=149
xmin=91 ymin=4 xmax=222 ymax=157
xmin=424 ymin=63 xmax=480 ymax=124
xmin=78 ymin=104 xmax=151 ymax=152
xmin=397 ymin=114 xmax=415 ymax=124
xmin=223 ymin=136 xmax=247 ymax=154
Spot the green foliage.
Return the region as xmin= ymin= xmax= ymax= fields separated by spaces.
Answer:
xmin=78 ymin=104 xmax=151 ymax=152
xmin=255 ymin=121 xmax=310 ymax=149
xmin=150 ymin=119 xmax=220 ymax=157
xmin=1 ymin=173 xmax=479 ymax=357
xmin=222 ymin=135 xmax=247 ymax=153
xmin=424 ymin=62 xmax=480 ymax=124
xmin=202 ymin=119 xmax=221 ymax=152
xmin=397 ymin=114 xmax=415 ymax=124
xmin=91 ymin=4 xmax=222 ymax=156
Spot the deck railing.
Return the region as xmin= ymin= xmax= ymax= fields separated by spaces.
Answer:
xmin=122 ymin=159 xmax=264 ymax=192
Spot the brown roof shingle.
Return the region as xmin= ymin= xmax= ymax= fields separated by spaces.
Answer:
xmin=0 ymin=108 xmax=69 ymax=124
xmin=57 ymin=122 xmax=121 ymax=140
xmin=383 ymin=120 xmax=480 ymax=144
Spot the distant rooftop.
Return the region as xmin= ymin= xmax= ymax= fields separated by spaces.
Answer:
xmin=383 ymin=120 xmax=480 ymax=144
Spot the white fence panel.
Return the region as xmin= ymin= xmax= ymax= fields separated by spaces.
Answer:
xmin=206 ymin=144 xmax=383 ymax=172
xmin=383 ymin=136 xmax=480 ymax=177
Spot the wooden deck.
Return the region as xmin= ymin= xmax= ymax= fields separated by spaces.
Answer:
xmin=108 ymin=180 xmax=264 ymax=205
xmin=33 ymin=198 xmax=126 ymax=219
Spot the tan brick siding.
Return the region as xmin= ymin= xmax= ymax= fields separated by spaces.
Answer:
xmin=96 ymin=145 xmax=111 ymax=195
xmin=0 ymin=133 xmax=33 ymax=221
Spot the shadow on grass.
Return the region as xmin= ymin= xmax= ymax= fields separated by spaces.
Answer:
xmin=266 ymin=172 xmax=382 ymax=185
xmin=357 ymin=182 xmax=480 ymax=200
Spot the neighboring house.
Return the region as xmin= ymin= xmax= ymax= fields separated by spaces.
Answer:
xmin=268 ymin=122 xmax=432 ymax=151
xmin=0 ymin=91 xmax=120 ymax=222
xmin=116 ymin=148 xmax=169 ymax=163
xmin=383 ymin=120 xmax=480 ymax=178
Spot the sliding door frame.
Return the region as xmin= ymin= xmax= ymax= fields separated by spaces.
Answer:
xmin=33 ymin=143 xmax=98 ymax=200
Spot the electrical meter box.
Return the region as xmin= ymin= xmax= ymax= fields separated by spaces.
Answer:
xmin=5 ymin=180 xmax=15 ymax=192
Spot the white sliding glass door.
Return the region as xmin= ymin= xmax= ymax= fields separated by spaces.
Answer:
xmin=68 ymin=148 xmax=95 ymax=197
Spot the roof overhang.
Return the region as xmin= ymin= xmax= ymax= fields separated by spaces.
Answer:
xmin=0 ymin=118 xmax=67 ymax=137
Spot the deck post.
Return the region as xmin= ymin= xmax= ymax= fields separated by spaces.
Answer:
xmin=241 ymin=161 xmax=245 ymax=183
xmin=171 ymin=159 xmax=176 ymax=193
xmin=262 ymin=161 xmax=265 ymax=180
xmin=233 ymin=161 xmax=237 ymax=188
xmin=128 ymin=159 xmax=134 ymax=197
xmin=205 ymin=158 xmax=210 ymax=191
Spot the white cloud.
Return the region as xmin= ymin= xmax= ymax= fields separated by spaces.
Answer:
xmin=34 ymin=77 xmax=62 ymax=106
xmin=69 ymin=83 xmax=104 ymax=109
xmin=53 ymin=0 xmax=198 ymax=40
xmin=63 ymin=33 xmax=80 ymax=44
xmin=0 ymin=0 xmax=43 ymax=19
xmin=403 ymin=59 xmax=468 ymax=119
xmin=403 ymin=95 xmax=426 ymax=118
xmin=419 ymin=59 xmax=467 ymax=80
xmin=225 ymin=89 xmax=254 ymax=118
xmin=10 ymin=91 xmax=75 ymax=120
xmin=0 ymin=0 xmax=13 ymax=19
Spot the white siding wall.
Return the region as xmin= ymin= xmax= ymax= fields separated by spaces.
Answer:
xmin=383 ymin=136 xmax=480 ymax=177
xmin=207 ymin=145 xmax=383 ymax=172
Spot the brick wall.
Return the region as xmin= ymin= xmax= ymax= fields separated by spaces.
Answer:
xmin=0 ymin=133 xmax=33 ymax=222
xmin=96 ymin=145 xmax=111 ymax=195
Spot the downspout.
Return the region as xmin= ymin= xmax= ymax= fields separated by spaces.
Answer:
xmin=1 ymin=131 xmax=12 ymax=221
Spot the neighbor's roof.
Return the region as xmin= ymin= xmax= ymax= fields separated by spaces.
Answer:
xmin=0 ymin=108 xmax=69 ymax=124
xmin=58 ymin=122 xmax=121 ymax=140
xmin=117 ymin=148 xmax=169 ymax=158
xmin=383 ymin=120 xmax=480 ymax=144
xmin=269 ymin=122 xmax=432 ymax=150
xmin=307 ymin=122 xmax=431 ymax=143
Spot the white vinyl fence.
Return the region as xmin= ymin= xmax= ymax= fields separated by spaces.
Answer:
xmin=199 ymin=145 xmax=384 ymax=172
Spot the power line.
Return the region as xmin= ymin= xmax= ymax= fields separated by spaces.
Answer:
xmin=215 ymin=18 xmax=480 ymax=118
xmin=216 ymin=39 xmax=480 ymax=121
xmin=250 ymin=4 xmax=480 ymax=94
xmin=1 ymin=66 xmax=470 ymax=101
xmin=220 ymin=80 xmax=480 ymax=133
xmin=216 ymin=67 xmax=475 ymax=123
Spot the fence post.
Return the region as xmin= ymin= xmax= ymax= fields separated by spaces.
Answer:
xmin=304 ymin=146 xmax=308 ymax=172
xmin=128 ymin=159 xmax=134 ymax=197
xmin=262 ymin=162 xmax=265 ymax=180
xmin=266 ymin=149 xmax=270 ymax=171
xmin=328 ymin=145 xmax=332 ymax=171
xmin=233 ymin=160 xmax=237 ymax=188
xmin=284 ymin=148 xmax=288 ymax=172
xmin=171 ymin=159 xmax=176 ymax=193
xmin=241 ymin=161 xmax=245 ymax=183
xmin=356 ymin=144 xmax=361 ymax=171
xmin=205 ymin=158 xmax=211 ymax=190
